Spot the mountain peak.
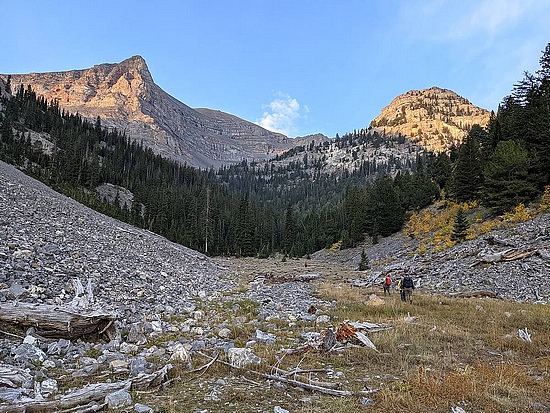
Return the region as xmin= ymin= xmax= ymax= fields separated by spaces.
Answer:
xmin=1 ymin=57 xmax=296 ymax=169
xmin=117 ymin=55 xmax=150 ymax=75
xmin=371 ymin=86 xmax=490 ymax=152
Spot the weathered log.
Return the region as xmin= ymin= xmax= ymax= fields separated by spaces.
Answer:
xmin=197 ymin=352 xmax=352 ymax=397
xmin=0 ymin=365 xmax=172 ymax=413
xmin=0 ymin=381 xmax=129 ymax=413
xmin=453 ymin=291 xmax=498 ymax=299
xmin=500 ymin=248 xmax=537 ymax=261
xmin=471 ymin=248 xmax=538 ymax=267
xmin=0 ymin=302 xmax=117 ymax=340
xmin=270 ymin=366 xmax=341 ymax=389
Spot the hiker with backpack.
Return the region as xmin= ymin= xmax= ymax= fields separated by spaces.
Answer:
xmin=402 ymin=273 xmax=415 ymax=303
xmin=397 ymin=278 xmax=405 ymax=302
xmin=383 ymin=273 xmax=392 ymax=295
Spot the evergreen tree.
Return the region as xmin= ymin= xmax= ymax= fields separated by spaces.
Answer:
xmin=365 ymin=176 xmax=405 ymax=237
xmin=235 ymin=196 xmax=255 ymax=257
xmin=482 ymin=140 xmax=537 ymax=214
xmin=449 ymin=128 xmax=484 ymax=202
xmin=358 ymin=249 xmax=369 ymax=270
xmin=283 ymin=204 xmax=297 ymax=255
xmin=450 ymin=208 xmax=469 ymax=242
xmin=427 ymin=151 xmax=452 ymax=192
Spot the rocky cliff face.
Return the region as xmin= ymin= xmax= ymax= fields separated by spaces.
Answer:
xmin=1 ymin=56 xmax=293 ymax=169
xmin=371 ymin=87 xmax=490 ymax=153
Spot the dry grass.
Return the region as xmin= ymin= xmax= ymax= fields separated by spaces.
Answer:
xmin=133 ymin=276 xmax=549 ymax=413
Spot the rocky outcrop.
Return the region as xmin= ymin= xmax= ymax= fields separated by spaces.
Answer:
xmin=0 ymin=56 xmax=293 ymax=169
xmin=371 ymin=86 xmax=491 ymax=153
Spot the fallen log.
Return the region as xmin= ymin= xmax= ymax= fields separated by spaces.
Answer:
xmin=500 ymin=248 xmax=537 ymax=261
xmin=0 ymin=365 xmax=32 ymax=388
xmin=452 ymin=291 xmax=498 ymax=299
xmin=0 ymin=381 xmax=129 ymax=413
xmin=197 ymin=352 xmax=352 ymax=396
xmin=0 ymin=302 xmax=117 ymax=340
xmin=270 ymin=366 xmax=341 ymax=390
xmin=0 ymin=365 xmax=172 ymax=413
xmin=471 ymin=248 xmax=538 ymax=267
xmin=264 ymin=273 xmax=321 ymax=284
xmin=262 ymin=373 xmax=353 ymax=396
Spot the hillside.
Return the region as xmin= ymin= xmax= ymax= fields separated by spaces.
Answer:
xmin=0 ymin=56 xmax=294 ymax=169
xmin=371 ymin=86 xmax=491 ymax=152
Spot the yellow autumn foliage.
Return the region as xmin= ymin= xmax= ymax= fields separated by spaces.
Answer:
xmin=539 ymin=185 xmax=550 ymax=211
xmin=502 ymin=203 xmax=531 ymax=223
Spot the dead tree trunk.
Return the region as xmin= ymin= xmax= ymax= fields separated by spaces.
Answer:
xmin=0 ymin=302 xmax=117 ymax=340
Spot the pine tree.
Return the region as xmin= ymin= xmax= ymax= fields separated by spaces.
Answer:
xmin=482 ymin=140 xmax=537 ymax=214
xmin=450 ymin=128 xmax=484 ymax=202
xmin=450 ymin=208 xmax=469 ymax=242
xmin=358 ymin=248 xmax=369 ymax=270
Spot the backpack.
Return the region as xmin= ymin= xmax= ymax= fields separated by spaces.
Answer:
xmin=402 ymin=276 xmax=414 ymax=288
xmin=384 ymin=276 xmax=392 ymax=286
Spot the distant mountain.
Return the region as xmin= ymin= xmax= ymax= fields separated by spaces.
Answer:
xmin=0 ymin=56 xmax=301 ymax=169
xmin=370 ymin=86 xmax=491 ymax=152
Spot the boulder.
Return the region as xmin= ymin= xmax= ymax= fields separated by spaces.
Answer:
xmin=105 ymin=389 xmax=133 ymax=409
xmin=227 ymin=348 xmax=261 ymax=369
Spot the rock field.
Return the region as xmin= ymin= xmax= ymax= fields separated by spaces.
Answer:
xmin=0 ymin=160 xmax=327 ymax=409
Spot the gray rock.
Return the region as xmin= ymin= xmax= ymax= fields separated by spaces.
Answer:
xmin=46 ymin=339 xmax=71 ymax=356
xmin=169 ymin=343 xmax=190 ymax=363
xmin=109 ymin=359 xmax=129 ymax=370
xmin=227 ymin=348 xmax=261 ymax=368
xmin=8 ymin=283 xmax=23 ymax=298
xmin=316 ymin=315 xmax=331 ymax=324
xmin=22 ymin=335 xmax=38 ymax=346
xmin=127 ymin=323 xmax=147 ymax=345
xmin=134 ymin=403 xmax=154 ymax=413
xmin=120 ymin=342 xmax=139 ymax=354
xmin=12 ymin=343 xmax=47 ymax=363
xmin=105 ymin=389 xmax=132 ymax=409
xmin=129 ymin=356 xmax=150 ymax=377
xmin=39 ymin=378 xmax=58 ymax=398
xmin=218 ymin=327 xmax=232 ymax=339
xmin=79 ymin=356 xmax=97 ymax=366
xmin=72 ymin=364 xmax=99 ymax=377
xmin=255 ymin=329 xmax=276 ymax=345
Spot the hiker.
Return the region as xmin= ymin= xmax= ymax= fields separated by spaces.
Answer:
xmin=402 ymin=273 xmax=415 ymax=303
xmin=397 ymin=278 xmax=406 ymax=302
xmin=383 ymin=273 xmax=392 ymax=295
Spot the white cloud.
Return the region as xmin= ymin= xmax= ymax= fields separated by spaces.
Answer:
xmin=257 ymin=92 xmax=307 ymax=137
xmin=400 ymin=0 xmax=545 ymax=43
xmin=452 ymin=0 xmax=525 ymax=39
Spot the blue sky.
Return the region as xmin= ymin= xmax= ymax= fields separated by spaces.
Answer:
xmin=2 ymin=0 xmax=550 ymax=138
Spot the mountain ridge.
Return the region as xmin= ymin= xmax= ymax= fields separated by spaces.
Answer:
xmin=1 ymin=56 xmax=297 ymax=169
xmin=2 ymin=58 xmax=491 ymax=169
